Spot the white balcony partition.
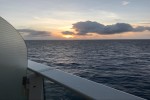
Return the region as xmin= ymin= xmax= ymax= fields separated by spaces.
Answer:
xmin=0 ymin=17 xmax=27 ymax=100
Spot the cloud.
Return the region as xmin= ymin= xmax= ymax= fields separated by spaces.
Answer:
xmin=146 ymin=27 xmax=150 ymax=31
xmin=68 ymin=21 xmax=150 ymax=35
xmin=18 ymin=29 xmax=51 ymax=37
xmin=139 ymin=22 xmax=150 ymax=25
xmin=122 ymin=1 xmax=130 ymax=6
xmin=62 ymin=31 xmax=75 ymax=35
xmin=133 ymin=26 xmax=150 ymax=32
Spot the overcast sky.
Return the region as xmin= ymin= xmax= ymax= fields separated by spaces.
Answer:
xmin=0 ymin=0 xmax=150 ymax=40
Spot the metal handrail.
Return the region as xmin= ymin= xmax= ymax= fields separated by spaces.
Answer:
xmin=28 ymin=60 xmax=146 ymax=100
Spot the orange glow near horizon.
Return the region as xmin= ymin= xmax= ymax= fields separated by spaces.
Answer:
xmin=63 ymin=35 xmax=74 ymax=39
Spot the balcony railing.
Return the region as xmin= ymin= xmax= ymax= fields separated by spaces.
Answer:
xmin=28 ymin=60 xmax=146 ymax=100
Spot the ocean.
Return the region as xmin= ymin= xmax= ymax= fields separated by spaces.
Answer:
xmin=26 ymin=40 xmax=150 ymax=100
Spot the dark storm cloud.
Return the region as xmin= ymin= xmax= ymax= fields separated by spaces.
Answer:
xmin=62 ymin=31 xmax=75 ymax=35
xmin=71 ymin=21 xmax=150 ymax=35
xmin=17 ymin=29 xmax=51 ymax=37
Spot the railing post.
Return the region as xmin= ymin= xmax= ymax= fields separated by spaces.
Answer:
xmin=28 ymin=73 xmax=44 ymax=100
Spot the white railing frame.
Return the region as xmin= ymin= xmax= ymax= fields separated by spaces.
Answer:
xmin=28 ymin=60 xmax=146 ymax=100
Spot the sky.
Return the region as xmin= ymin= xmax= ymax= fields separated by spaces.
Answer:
xmin=0 ymin=0 xmax=150 ymax=40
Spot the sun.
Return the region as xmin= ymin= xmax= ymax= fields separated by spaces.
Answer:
xmin=63 ymin=35 xmax=74 ymax=39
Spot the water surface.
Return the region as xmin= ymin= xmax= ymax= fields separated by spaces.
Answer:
xmin=26 ymin=40 xmax=150 ymax=100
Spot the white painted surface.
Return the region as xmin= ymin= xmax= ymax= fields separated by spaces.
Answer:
xmin=28 ymin=74 xmax=44 ymax=100
xmin=0 ymin=17 xmax=27 ymax=100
